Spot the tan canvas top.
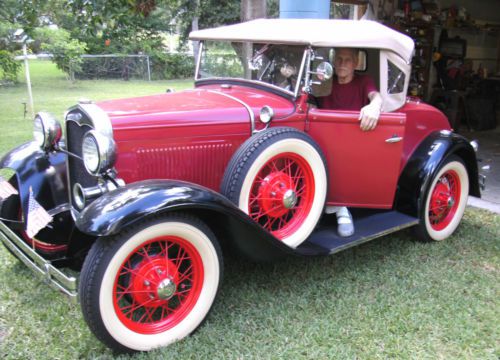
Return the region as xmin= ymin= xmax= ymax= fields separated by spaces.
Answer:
xmin=189 ymin=19 xmax=415 ymax=63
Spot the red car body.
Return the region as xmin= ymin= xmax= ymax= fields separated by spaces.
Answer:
xmin=106 ymin=84 xmax=450 ymax=208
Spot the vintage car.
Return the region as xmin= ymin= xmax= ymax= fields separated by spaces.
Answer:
xmin=0 ymin=19 xmax=483 ymax=353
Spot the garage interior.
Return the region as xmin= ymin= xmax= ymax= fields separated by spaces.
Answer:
xmin=326 ymin=0 xmax=500 ymax=205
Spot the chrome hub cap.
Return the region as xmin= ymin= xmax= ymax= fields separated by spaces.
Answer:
xmin=157 ymin=278 xmax=177 ymax=300
xmin=282 ymin=189 xmax=298 ymax=209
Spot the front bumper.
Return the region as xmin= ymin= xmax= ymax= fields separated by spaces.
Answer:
xmin=0 ymin=220 xmax=77 ymax=299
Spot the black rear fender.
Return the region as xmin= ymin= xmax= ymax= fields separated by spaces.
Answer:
xmin=395 ymin=131 xmax=480 ymax=216
xmin=75 ymin=180 xmax=293 ymax=261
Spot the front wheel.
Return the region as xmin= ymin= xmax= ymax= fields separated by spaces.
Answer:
xmin=79 ymin=214 xmax=222 ymax=353
xmin=416 ymin=156 xmax=469 ymax=242
xmin=221 ymin=127 xmax=327 ymax=248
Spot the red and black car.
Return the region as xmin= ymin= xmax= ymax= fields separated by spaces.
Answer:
xmin=0 ymin=19 xmax=483 ymax=353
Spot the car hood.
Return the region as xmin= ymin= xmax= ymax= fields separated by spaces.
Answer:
xmin=96 ymin=85 xmax=295 ymax=131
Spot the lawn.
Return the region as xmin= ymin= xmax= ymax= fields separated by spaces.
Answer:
xmin=0 ymin=62 xmax=499 ymax=359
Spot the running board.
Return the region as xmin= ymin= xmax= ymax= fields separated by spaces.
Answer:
xmin=296 ymin=210 xmax=419 ymax=256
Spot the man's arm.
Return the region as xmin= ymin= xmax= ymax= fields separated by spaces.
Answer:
xmin=359 ymin=91 xmax=383 ymax=131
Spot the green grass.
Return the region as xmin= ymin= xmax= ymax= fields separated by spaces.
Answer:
xmin=0 ymin=210 xmax=498 ymax=359
xmin=1 ymin=61 xmax=499 ymax=359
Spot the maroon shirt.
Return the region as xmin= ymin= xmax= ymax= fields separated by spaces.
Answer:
xmin=318 ymin=74 xmax=377 ymax=110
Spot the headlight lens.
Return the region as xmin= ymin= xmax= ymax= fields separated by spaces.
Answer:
xmin=82 ymin=130 xmax=116 ymax=175
xmin=33 ymin=112 xmax=62 ymax=150
xmin=33 ymin=116 xmax=45 ymax=147
xmin=82 ymin=135 xmax=100 ymax=174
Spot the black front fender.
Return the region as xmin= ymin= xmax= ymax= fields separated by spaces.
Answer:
xmin=76 ymin=180 xmax=294 ymax=261
xmin=0 ymin=142 xmax=68 ymax=216
xmin=396 ymin=130 xmax=480 ymax=216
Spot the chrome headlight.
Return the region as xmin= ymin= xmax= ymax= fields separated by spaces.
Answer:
xmin=82 ymin=130 xmax=116 ymax=175
xmin=33 ymin=112 xmax=62 ymax=151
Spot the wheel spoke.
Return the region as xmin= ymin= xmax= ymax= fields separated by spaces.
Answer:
xmin=121 ymin=264 xmax=159 ymax=287
xmin=177 ymin=265 xmax=194 ymax=283
xmin=251 ymin=203 xmax=285 ymax=220
xmin=121 ymin=297 xmax=156 ymax=318
xmin=173 ymin=246 xmax=190 ymax=268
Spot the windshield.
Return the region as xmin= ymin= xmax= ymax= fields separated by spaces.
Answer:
xmin=197 ymin=41 xmax=305 ymax=94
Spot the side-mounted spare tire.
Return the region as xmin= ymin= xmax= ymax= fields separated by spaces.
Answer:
xmin=221 ymin=127 xmax=328 ymax=248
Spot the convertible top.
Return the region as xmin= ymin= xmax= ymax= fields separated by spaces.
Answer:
xmin=189 ymin=19 xmax=415 ymax=64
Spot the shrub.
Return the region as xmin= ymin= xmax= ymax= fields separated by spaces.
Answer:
xmin=35 ymin=27 xmax=87 ymax=80
xmin=154 ymin=52 xmax=194 ymax=80
xmin=0 ymin=50 xmax=20 ymax=83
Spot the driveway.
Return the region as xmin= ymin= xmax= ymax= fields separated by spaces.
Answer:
xmin=462 ymin=126 xmax=500 ymax=213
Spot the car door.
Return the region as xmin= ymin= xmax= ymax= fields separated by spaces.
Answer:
xmin=307 ymin=108 xmax=406 ymax=209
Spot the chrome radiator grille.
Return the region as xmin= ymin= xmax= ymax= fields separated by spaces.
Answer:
xmin=66 ymin=112 xmax=97 ymax=209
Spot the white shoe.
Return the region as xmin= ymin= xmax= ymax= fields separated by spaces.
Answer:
xmin=336 ymin=207 xmax=354 ymax=237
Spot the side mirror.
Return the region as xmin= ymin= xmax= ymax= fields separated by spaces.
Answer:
xmin=315 ymin=62 xmax=333 ymax=81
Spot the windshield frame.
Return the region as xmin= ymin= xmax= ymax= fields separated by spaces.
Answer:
xmin=194 ymin=40 xmax=310 ymax=98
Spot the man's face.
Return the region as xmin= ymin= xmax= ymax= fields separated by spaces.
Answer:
xmin=334 ymin=48 xmax=358 ymax=80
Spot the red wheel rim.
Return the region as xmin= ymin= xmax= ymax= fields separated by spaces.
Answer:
xmin=248 ymin=152 xmax=315 ymax=240
xmin=428 ymin=170 xmax=461 ymax=231
xmin=113 ymin=236 xmax=204 ymax=334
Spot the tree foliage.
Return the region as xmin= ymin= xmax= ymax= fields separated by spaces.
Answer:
xmin=0 ymin=0 xmax=276 ymax=80
xmin=170 ymin=0 xmax=240 ymax=43
xmin=35 ymin=27 xmax=87 ymax=80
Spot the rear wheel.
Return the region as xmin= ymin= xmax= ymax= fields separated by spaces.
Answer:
xmin=79 ymin=214 xmax=222 ymax=353
xmin=416 ymin=156 xmax=469 ymax=241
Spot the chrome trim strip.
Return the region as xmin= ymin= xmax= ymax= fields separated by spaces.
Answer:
xmin=207 ymin=89 xmax=256 ymax=135
xmin=302 ymin=48 xmax=313 ymax=93
xmin=294 ymin=48 xmax=309 ymax=98
xmin=0 ymin=220 xmax=77 ymax=299
xmin=47 ymin=203 xmax=71 ymax=217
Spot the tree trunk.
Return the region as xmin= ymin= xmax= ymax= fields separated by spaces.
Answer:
xmin=241 ymin=0 xmax=267 ymax=78
xmin=192 ymin=0 xmax=200 ymax=59
xmin=240 ymin=0 xmax=267 ymax=21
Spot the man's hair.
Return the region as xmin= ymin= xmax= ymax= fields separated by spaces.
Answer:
xmin=335 ymin=47 xmax=360 ymax=59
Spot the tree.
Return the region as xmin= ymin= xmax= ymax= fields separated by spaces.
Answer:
xmin=241 ymin=0 xmax=266 ymax=21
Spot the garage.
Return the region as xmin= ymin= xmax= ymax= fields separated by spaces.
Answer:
xmin=282 ymin=0 xmax=499 ymax=205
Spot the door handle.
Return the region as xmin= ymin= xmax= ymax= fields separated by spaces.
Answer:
xmin=385 ymin=136 xmax=403 ymax=143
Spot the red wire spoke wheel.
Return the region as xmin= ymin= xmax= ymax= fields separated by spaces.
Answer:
xmin=428 ymin=170 xmax=460 ymax=231
xmin=221 ymin=127 xmax=327 ymax=248
xmin=113 ymin=235 xmax=204 ymax=334
xmin=79 ymin=215 xmax=222 ymax=353
xmin=417 ymin=156 xmax=469 ymax=242
xmin=248 ymin=152 xmax=315 ymax=239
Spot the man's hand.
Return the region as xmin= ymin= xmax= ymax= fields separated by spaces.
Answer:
xmin=359 ymin=92 xmax=382 ymax=131
xmin=359 ymin=103 xmax=381 ymax=131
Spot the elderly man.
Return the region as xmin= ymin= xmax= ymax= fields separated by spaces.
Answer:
xmin=319 ymin=47 xmax=383 ymax=237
